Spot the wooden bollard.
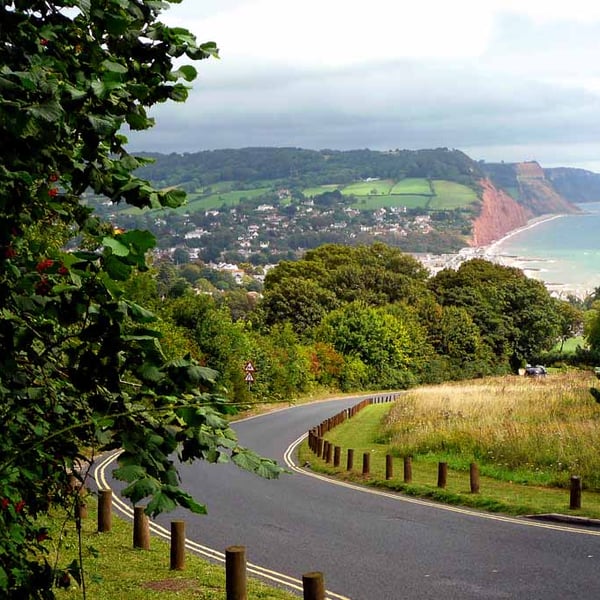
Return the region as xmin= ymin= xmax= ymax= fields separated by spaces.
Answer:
xmin=403 ymin=456 xmax=412 ymax=484
xmin=325 ymin=442 xmax=333 ymax=464
xmin=347 ymin=449 xmax=354 ymax=471
xmin=362 ymin=452 xmax=370 ymax=476
xmin=386 ymin=455 xmax=393 ymax=480
xmin=302 ymin=571 xmax=325 ymax=600
xmin=316 ymin=437 xmax=323 ymax=457
xmin=333 ymin=446 xmax=341 ymax=467
xmin=97 ymin=489 xmax=112 ymax=532
xmin=570 ymin=476 xmax=582 ymax=509
xmin=133 ymin=506 xmax=150 ymax=550
xmin=470 ymin=463 xmax=480 ymax=494
xmin=226 ymin=545 xmax=247 ymax=600
xmin=437 ymin=462 xmax=448 ymax=489
xmin=170 ymin=520 xmax=185 ymax=570
xmin=321 ymin=441 xmax=329 ymax=460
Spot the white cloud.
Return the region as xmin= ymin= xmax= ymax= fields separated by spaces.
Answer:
xmin=140 ymin=1 xmax=600 ymax=170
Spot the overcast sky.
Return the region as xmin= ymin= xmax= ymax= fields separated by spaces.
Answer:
xmin=129 ymin=0 xmax=600 ymax=171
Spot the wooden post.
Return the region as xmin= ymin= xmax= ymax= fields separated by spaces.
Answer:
xmin=470 ymin=462 xmax=480 ymax=493
xmin=403 ymin=456 xmax=412 ymax=484
xmin=170 ymin=520 xmax=186 ymax=570
xmin=133 ymin=506 xmax=150 ymax=550
xmin=362 ymin=452 xmax=370 ymax=476
xmin=347 ymin=449 xmax=354 ymax=471
xmin=316 ymin=437 xmax=323 ymax=457
xmin=385 ymin=455 xmax=393 ymax=480
xmin=97 ymin=489 xmax=112 ymax=532
xmin=325 ymin=442 xmax=333 ymax=464
xmin=302 ymin=571 xmax=325 ymax=600
xmin=226 ymin=545 xmax=247 ymax=600
xmin=437 ymin=462 xmax=448 ymax=489
xmin=570 ymin=476 xmax=582 ymax=509
xmin=333 ymin=446 xmax=341 ymax=468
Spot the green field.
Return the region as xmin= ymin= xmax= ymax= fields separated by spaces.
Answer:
xmin=341 ymin=179 xmax=395 ymax=196
xmin=302 ymin=184 xmax=340 ymax=197
xmin=429 ymin=180 xmax=479 ymax=209
xmin=180 ymin=187 xmax=272 ymax=212
xmin=350 ymin=194 xmax=430 ymax=209
xmin=390 ymin=178 xmax=432 ymax=195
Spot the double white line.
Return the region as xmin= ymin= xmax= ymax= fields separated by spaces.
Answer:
xmin=93 ymin=450 xmax=351 ymax=600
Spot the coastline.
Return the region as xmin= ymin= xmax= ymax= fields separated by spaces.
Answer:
xmin=483 ymin=214 xmax=565 ymax=256
xmin=416 ymin=212 xmax=596 ymax=299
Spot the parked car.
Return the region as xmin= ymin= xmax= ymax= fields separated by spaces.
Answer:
xmin=525 ymin=364 xmax=547 ymax=377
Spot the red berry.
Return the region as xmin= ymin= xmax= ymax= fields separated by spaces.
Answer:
xmin=15 ymin=500 xmax=25 ymax=513
xmin=48 ymin=188 xmax=58 ymax=197
xmin=36 ymin=259 xmax=54 ymax=273
xmin=49 ymin=173 xmax=59 ymax=182
xmin=0 ymin=498 xmax=9 ymax=510
xmin=58 ymin=265 xmax=68 ymax=276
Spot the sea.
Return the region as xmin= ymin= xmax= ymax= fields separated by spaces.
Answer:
xmin=487 ymin=202 xmax=600 ymax=298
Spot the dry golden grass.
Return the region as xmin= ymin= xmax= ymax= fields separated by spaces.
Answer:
xmin=383 ymin=371 xmax=600 ymax=488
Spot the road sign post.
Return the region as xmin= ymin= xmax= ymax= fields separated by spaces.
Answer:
xmin=243 ymin=361 xmax=255 ymax=391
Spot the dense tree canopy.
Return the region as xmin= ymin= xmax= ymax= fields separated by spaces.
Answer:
xmin=0 ymin=2 xmax=280 ymax=596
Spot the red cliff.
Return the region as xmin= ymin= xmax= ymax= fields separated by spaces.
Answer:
xmin=470 ymin=179 xmax=532 ymax=247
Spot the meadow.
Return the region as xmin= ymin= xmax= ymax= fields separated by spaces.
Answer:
xmin=303 ymin=371 xmax=600 ymax=517
xmin=382 ymin=371 xmax=600 ymax=488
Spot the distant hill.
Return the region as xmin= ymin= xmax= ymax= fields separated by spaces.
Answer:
xmin=481 ymin=161 xmax=578 ymax=216
xmin=544 ymin=167 xmax=600 ymax=203
xmin=136 ymin=147 xmax=484 ymax=191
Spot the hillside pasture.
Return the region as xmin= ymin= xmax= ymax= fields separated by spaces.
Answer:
xmin=181 ymin=187 xmax=272 ymax=212
xmin=302 ymin=184 xmax=340 ymax=197
xmin=341 ymin=179 xmax=395 ymax=196
xmin=390 ymin=178 xmax=432 ymax=195
xmin=350 ymin=194 xmax=431 ymax=210
xmin=429 ymin=180 xmax=479 ymax=209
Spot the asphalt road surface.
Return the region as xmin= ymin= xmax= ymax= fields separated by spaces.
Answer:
xmin=99 ymin=397 xmax=600 ymax=600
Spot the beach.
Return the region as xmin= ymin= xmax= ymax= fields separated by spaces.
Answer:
xmin=417 ymin=208 xmax=600 ymax=299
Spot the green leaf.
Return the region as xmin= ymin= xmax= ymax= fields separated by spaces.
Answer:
xmin=104 ymin=254 xmax=132 ymax=281
xmin=113 ymin=464 xmax=147 ymax=482
xmin=103 ymin=237 xmax=129 ymax=257
xmin=102 ymin=60 xmax=128 ymax=74
xmin=122 ymin=477 xmax=160 ymax=504
xmin=145 ymin=491 xmax=176 ymax=517
xmin=173 ymin=65 xmax=197 ymax=81
xmin=29 ymin=101 xmax=63 ymax=122
xmin=125 ymin=301 xmax=156 ymax=323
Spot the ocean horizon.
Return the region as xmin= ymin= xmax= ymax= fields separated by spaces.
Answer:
xmin=488 ymin=201 xmax=600 ymax=297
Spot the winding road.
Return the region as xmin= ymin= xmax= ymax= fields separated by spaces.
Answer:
xmin=96 ymin=397 xmax=600 ymax=599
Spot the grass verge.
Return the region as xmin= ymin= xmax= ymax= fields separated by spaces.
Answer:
xmin=48 ymin=499 xmax=298 ymax=600
xmin=299 ymin=377 xmax=600 ymax=519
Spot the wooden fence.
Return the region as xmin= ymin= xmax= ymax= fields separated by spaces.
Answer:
xmin=306 ymin=394 xmax=585 ymax=508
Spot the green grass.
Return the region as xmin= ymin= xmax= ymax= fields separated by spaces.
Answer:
xmin=390 ymin=178 xmax=432 ymax=195
xmin=300 ymin=377 xmax=600 ymax=518
xmin=340 ymin=180 xmax=395 ymax=196
xmin=182 ymin=188 xmax=272 ymax=212
xmin=350 ymin=194 xmax=430 ymax=209
xmin=302 ymin=184 xmax=340 ymax=197
xmin=429 ymin=180 xmax=478 ymax=209
xmin=552 ymin=336 xmax=586 ymax=354
xmin=48 ymin=499 xmax=298 ymax=599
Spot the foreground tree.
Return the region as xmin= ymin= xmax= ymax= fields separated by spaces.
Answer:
xmin=0 ymin=1 xmax=280 ymax=596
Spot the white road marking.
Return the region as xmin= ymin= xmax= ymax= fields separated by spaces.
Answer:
xmin=284 ymin=433 xmax=600 ymax=538
xmin=93 ymin=450 xmax=351 ymax=600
